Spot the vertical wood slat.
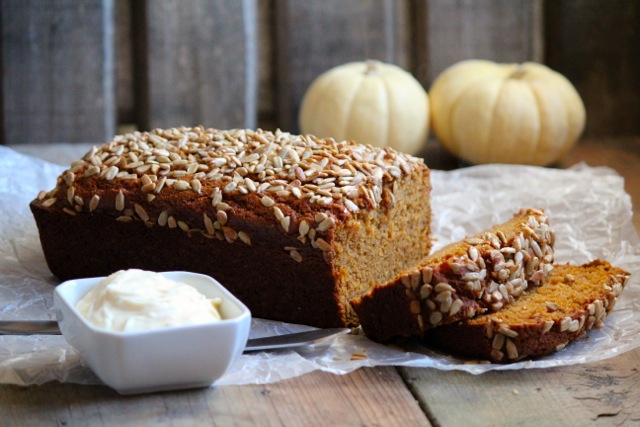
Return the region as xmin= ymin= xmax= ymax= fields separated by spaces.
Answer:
xmin=411 ymin=0 xmax=543 ymax=169
xmin=274 ymin=0 xmax=409 ymax=133
xmin=115 ymin=0 xmax=135 ymax=128
xmin=135 ymin=0 xmax=257 ymax=131
xmin=0 ymin=0 xmax=116 ymax=144
xmin=257 ymin=0 xmax=277 ymax=130
xmin=544 ymin=0 xmax=640 ymax=138
xmin=412 ymin=0 xmax=543 ymax=91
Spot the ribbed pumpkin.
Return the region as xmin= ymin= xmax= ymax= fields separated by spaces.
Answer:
xmin=299 ymin=60 xmax=429 ymax=155
xmin=429 ymin=59 xmax=586 ymax=166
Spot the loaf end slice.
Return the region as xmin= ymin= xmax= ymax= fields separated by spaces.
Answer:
xmin=351 ymin=208 xmax=555 ymax=342
xmin=424 ymin=260 xmax=631 ymax=363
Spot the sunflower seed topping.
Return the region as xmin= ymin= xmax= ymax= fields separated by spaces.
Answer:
xmin=216 ymin=210 xmax=228 ymax=226
xmin=299 ymin=220 xmax=310 ymax=237
xmin=89 ymin=194 xmax=100 ymax=212
xmin=314 ymin=237 xmax=331 ymax=251
xmin=203 ymin=213 xmax=215 ymax=234
xmin=173 ymin=180 xmax=190 ymax=191
xmin=505 ymin=338 xmax=518 ymax=359
xmin=317 ymin=217 xmax=335 ymax=232
xmin=115 ymin=190 xmax=125 ymax=211
xmin=42 ymin=197 xmax=57 ymax=208
xmin=238 ymin=231 xmax=251 ymax=245
xmin=46 ymin=127 xmax=427 ymax=257
xmin=560 ymin=316 xmax=573 ymax=332
xmin=261 ymin=196 xmax=275 ymax=207
xmin=134 ymin=203 xmax=149 ymax=221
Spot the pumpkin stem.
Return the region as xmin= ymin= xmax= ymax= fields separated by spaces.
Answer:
xmin=365 ymin=60 xmax=380 ymax=75
xmin=509 ymin=66 xmax=527 ymax=79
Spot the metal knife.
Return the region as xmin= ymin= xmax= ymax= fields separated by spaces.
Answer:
xmin=0 ymin=320 xmax=349 ymax=352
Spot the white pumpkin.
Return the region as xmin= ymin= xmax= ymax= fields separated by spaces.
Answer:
xmin=299 ymin=60 xmax=429 ymax=155
xmin=429 ymin=59 xmax=586 ymax=166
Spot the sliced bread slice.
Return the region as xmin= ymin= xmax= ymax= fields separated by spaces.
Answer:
xmin=423 ymin=260 xmax=630 ymax=363
xmin=351 ymin=208 xmax=555 ymax=342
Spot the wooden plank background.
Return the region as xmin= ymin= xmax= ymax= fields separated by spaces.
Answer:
xmin=1 ymin=0 xmax=639 ymax=161
xmin=1 ymin=0 xmax=116 ymax=143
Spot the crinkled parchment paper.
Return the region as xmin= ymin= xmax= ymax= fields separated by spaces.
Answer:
xmin=1 ymin=145 xmax=639 ymax=387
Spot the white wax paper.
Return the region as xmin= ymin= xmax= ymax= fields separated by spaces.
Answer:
xmin=1 ymin=145 xmax=639 ymax=387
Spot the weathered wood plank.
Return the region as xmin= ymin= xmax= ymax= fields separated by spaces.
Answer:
xmin=411 ymin=0 xmax=543 ymax=169
xmin=400 ymin=348 xmax=640 ymax=426
xmin=545 ymin=0 xmax=640 ymax=138
xmin=412 ymin=0 xmax=543 ymax=85
xmin=274 ymin=0 xmax=409 ymax=133
xmin=0 ymin=0 xmax=116 ymax=144
xmin=134 ymin=0 xmax=257 ymax=131
xmin=0 ymin=367 xmax=430 ymax=427
xmin=115 ymin=0 xmax=135 ymax=129
xmin=257 ymin=0 xmax=277 ymax=131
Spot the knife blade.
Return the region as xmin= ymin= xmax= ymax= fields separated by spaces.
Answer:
xmin=0 ymin=320 xmax=350 ymax=352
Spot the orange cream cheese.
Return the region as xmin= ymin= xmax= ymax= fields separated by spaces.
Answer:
xmin=76 ymin=269 xmax=223 ymax=332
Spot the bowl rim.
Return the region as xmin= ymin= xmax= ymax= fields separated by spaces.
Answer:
xmin=54 ymin=270 xmax=251 ymax=337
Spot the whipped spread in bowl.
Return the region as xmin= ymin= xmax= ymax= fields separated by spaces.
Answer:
xmin=76 ymin=269 xmax=223 ymax=332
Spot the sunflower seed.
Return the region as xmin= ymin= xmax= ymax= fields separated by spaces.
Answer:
xmin=429 ymin=312 xmax=443 ymax=325
xmin=490 ymin=349 xmax=504 ymax=361
xmin=158 ymin=210 xmax=169 ymax=227
xmin=505 ymin=338 xmax=518 ymax=359
xmin=42 ymin=197 xmax=57 ymax=208
xmin=542 ymin=320 xmax=554 ymax=333
xmin=217 ymin=210 xmax=228 ymax=226
xmin=104 ymin=166 xmax=119 ymax=180
xmin=261 ymin=196 xmax=275 ymax=207
xmin=238 ymin=231 xmax=251 ymax=245
xmin=299 ymin=220 xmax=310 ymax=237
xmin=203 ymin=213 xmax=215 ymax=234
xmin=273 ymin=206 xmax=284 ymax=221
xmin=449 ymin=299 xmax=463 ymax=316
xmin=467 ymin=246 xmax=479 ymax=262
xmin=317 ymin=217 xmax=335 ymax=232
xmin=290 ymin=249 xmax=302 ymax=262
xmin=134 ymin=203 xmax=149 ymax=221
xmin=497 ymin=324 xmax=518 ymax=338
xmin=173 ymin=180 xmax=190 ymax=191
xmin=115 ymin=190 xmax=125 ymax=211
xmin=281 ymin=216 xmax=291 ymax=232
xmin=419 ymin=284 xmax=433 ymax=299
xmin=492 ymin=333 xmax=505 ymax=350
xmin=421 ymin=267 xmax=433 ymax=284
xmin=315 ymin=237 xmax=331 ymax=251
xmin=191 ymin=179 xmax=202 ymax=193
xmin=88 ymin=194 xmax=100 ymax=212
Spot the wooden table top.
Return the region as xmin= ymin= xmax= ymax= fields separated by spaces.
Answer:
xmin=2 ymin=138 xmax=639 ymax=427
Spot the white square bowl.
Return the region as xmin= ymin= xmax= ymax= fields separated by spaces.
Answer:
xmin=54 ymin=271 xmax=251 ymax=395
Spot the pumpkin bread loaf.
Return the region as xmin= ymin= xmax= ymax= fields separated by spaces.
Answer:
xmin=351 ymin=209 xmax=555 ymax=342
xmin=424 ymin=260 xmax=630 ymax=363
xmin=30 ymin=127 xmax=432 ymax=329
